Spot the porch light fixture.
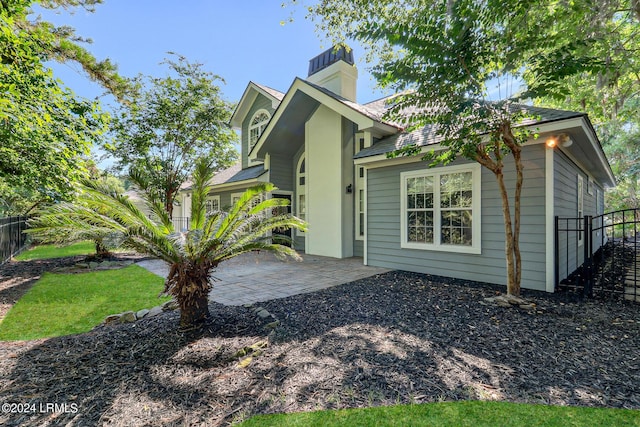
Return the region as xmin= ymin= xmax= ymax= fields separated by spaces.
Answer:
xmin=545 ymin=134 xmax=573 ymax=149
xmin=346 ymin=184 xmax=353 ymax=194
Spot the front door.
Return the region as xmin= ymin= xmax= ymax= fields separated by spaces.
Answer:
xmin=271 ymin=193 xmax=292 ymax=246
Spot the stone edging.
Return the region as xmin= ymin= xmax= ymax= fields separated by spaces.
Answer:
xmin=100 ymin=300 xmax=179 ymax=326
xmin=99 ymin=301 xmax=282 ymax=331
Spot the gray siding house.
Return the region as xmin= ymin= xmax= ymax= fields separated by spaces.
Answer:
xmin=179 ymin=47 xmax=615 ymax=293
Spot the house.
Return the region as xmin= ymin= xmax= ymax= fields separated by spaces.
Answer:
xmin=174 ymin=46 xmax=615 ymax=293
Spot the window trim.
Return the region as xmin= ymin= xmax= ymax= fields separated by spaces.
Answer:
xmin=205 ymin=195 xmax=220 ymax=216
xmin=248 ymin=109 xmax=271 ymax=151
xmin=400 ymin=163 xmax=481 ymax=254
xmin=355 ymin=165 xmax=365 ymax=241
xmin=296 ymin=154 xmax=306 ymax=236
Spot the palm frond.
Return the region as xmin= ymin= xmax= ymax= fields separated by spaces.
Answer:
xmin=190 ymin=157 xmax=215 ymax=230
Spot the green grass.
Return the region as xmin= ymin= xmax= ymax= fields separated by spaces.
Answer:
xmin=15 ymin=241 xmax=97 ymax=261
xmin=0 ymin=265 xmax=171 ymax=340
xmin=238 ymin=401 xmax=640 ymax=427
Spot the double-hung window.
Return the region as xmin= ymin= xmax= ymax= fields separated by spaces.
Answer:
xmin=401 ymin=163 xmax=481 ymax=254
xmin=205 ymin=196 xmax=220 ymax=216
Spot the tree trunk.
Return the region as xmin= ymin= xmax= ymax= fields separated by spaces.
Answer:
xmin=95 ymin=239 xmax=111 ymax=258
xmin=499 ymin=123 xmax=523 ymax=296
xmin=178 ymin=289 xmax=210 ymax=329
xmin=167 ymin=263 xmax=214 ymax=329
xmin=495 ymin=170 xmax=519 ymax=296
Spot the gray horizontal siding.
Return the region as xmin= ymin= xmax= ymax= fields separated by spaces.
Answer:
xmin=554 ymin=150 xmax=602 ymax=282
xmin=353 ymin=239 xmax=363 ymax=257
xmin=366 ymin=144 xmax=547 ymax=291
xmin=269 ymin=154 xmax=293 ymax=191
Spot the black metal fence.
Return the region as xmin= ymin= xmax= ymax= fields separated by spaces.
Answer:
xmin=555 ymin=209 xmax=640 ymax=300
xmin=0 ymin=216 xmax=29 ymax=264
xmin=172 ymin=217 xmax=190 ymax=231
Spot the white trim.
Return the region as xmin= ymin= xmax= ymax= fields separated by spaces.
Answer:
xmin=295 ymin=154 xmax=306 ymax=236
xmin=210 ymin=175 xmax=268 ymax=192
xmin=363 ymin=167 xmax=368 ymax=265
xmin=250 ymin=78 xmax=392 ymax=161
xmin=579 ymin=116 xmax=616 ymax=186
xmin=248 ymin=109 xmax=270 ymax=149
xmin=230 ymin=192 xmax=243 ymax=205
xmin=230 ymin=82 xmax=281 ymax=128
xmin=355 ymin=165 xmax=365 ymax=241
xmin=545 ymin=145 xmax=555 ymax=292
xmin=400 ymin=163 xmax=481 ymax=254
xmin=205 ymin=195 xmax=220 ymax=216
xmin=354 ymin=117 xmax=615 ymax=188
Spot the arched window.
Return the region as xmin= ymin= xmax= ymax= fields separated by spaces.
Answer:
xmin=248 ymin=109 xmax=270 ymax=150
xmin=296 ymin=155 xmax=306 ymax=235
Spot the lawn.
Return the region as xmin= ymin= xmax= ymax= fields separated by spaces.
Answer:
xmin=15 ymin=241 xmax=97 ymax=261
xmin=0 ymin=265 xmax=170 ymax=340
xmin=239 ymin=401 xmax=640 ymax=427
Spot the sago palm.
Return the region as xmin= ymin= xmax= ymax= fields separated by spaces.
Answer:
xmin=27 ymin=159 xmax=306 ymax=328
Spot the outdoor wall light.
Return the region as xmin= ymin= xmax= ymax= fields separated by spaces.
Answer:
xmin=545 ymin=134 xmax=573 ymax=148
xmin=346 ymin=184 xmax=353 ymax=194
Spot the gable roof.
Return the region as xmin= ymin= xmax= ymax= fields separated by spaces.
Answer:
xmin=230 ymin=81 xmax=284 ymax=128
xmin=211 ymin=162 xmax=241 ymax=185
xmin=253 ymin=83 xmax=285 ymax=101
xmin=250 ymin=78 xmax=402 ymax=160
xmin=354 ymin=104 xmax=586 ymax=159
xmin=302 ymin=79 xmax=403 ymax=129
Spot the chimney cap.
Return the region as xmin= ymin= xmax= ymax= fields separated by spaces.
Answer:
xmin=308 ymin=45 xmax=354 ymax=77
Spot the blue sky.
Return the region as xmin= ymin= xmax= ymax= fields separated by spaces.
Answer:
xmin=36 ymin=1 xmax=387 ymax=106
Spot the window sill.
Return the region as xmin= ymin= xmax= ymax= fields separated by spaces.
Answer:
xmin=401 ymin=241 xmax=481 ymax=254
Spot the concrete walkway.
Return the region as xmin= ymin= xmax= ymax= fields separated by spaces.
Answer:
xmin=136 ymin=252 xmax=389 ymax=306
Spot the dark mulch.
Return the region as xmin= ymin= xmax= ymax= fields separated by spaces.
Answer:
xmin=0 ymin=260 xmax=638 ymax=426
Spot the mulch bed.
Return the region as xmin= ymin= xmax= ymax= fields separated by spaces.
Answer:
xmin=0 ymin=259 xmax=638 ymax=426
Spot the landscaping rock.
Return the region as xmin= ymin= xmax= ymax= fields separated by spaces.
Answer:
xmin=136 ymin=309 xmax=150 ymax=319
xmin=162 ymin=300 xmax=179 ymax=311
xmin=265 ymin=320 xmax=280 ymax=330
xmin=103 ymin=314 xmax=121 ymax=324
xmin=256 ymin=309 xmax=271 ymax=319
xmin=119 ymin=311 xmax=136 ymax=323
xmin=146 ymin=306 xmax=163 ymax=317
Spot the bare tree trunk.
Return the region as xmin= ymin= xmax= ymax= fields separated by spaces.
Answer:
xmin=495 ymin=170 xmax=519 ymax=296
xmin=474 ymin=120 xmax=524 ymax=297
xmin=178 ymin=288 xmax=210 ymax=328
xmin=500 ymin=124 xmax=523 ymax=296
xmin=165 ymin=189 xmax=174 ymax=219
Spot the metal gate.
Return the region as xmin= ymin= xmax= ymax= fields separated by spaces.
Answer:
xmin=555 ymin=209 xmax=640 ymax=301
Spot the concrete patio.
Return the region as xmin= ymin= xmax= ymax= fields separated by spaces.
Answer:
xmin=136 ymin=251 xmax=389 ymax=306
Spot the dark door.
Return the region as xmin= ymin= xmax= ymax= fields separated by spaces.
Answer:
xmin=272 ymin=194 xmax=292 ymax=246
